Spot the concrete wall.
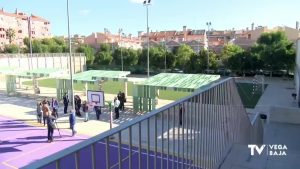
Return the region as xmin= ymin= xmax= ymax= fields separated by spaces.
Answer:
xmin=0 ymin=53 xmax=86 ymax=73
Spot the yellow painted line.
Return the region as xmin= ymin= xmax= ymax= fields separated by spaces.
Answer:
xmin=1 ymin=162 xmax=19 ymax=169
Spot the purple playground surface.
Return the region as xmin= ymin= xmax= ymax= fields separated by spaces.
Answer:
xmin=1 ymin=115 xmax=198 ymax=169
xmin=0 ymin=116 xmax=87 ymax=169
xmin=42 ymin=141 xmax=197 ymax=169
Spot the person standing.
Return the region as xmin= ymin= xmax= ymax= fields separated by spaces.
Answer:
xmin=63 ymin=93 xmax=69 ymax=114
xmin=36 ymin=102 xmax=42 ymax=123
xmin=93 ymin=102 xmax=101 ymax=120
xmin=75 ymin=95 xmax=82 ymax=117
xmin=51 ymin=98 xmax=59 ymax=118
xmin=114 ymin=97 xmax=120 ymax=119
xmin=82 ymin=101 xmax=89 ymax=122
xmin=47 ymin=114 xmax=56 ymax=143
xmin=121 ymin=92 xmax=126 ymax=110
xmin=69 ymin=109 xmax=77 ymax=136
xmin=117 ymin=91 xmax=125 ymax=111
xmin=179 ymin=105 xmax=184 ymax=126
xmin=42 ymin=100 xmax=50 ymax=126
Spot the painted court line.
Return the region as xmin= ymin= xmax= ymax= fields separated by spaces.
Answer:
xmin=1 ymin=162 xmax=19 ymax=169
xmin=97 ymin=141 xmax=193 ymax=168
xmin=0 ymin=115 xmax=87 ymax=169
xmin=3 ymin=143 xmax=53 ymax=163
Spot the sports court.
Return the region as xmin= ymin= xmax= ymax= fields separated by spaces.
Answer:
xmin=0 ymin=115 xmax=87 ymax=169
xmin=1 ymin=115 xmax=196 ymax=169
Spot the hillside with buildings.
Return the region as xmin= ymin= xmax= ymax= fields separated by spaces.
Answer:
xmin=0 ymin=8 xmax=51 ymax=48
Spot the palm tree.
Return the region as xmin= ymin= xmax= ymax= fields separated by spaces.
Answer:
xmin=5 ymin=28 xmax=15 ymax=44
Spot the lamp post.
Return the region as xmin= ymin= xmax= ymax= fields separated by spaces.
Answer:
xmin=164 ymin=30 xmax=167 ymax=72
xmin=28 ymin=16 xmax=33 ymax=70
xmin=206 ymin=22 xmax=211 ymax=72
xmin=67 ymin=0 xmax=75 ymax=109
xmin=143 ymin=0 xmax=151 ymax=78
xmin=119 ymin=28 xmax=124 ymax=71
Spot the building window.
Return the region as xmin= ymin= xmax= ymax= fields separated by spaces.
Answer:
xmin=18 ymin=30 xmax=22 ymax=33
xmin=0 ymin=28 xmax=4 ymax=31
xmin=31 ymin=31 xmax=35 ymax=35
xmin=0 ymin=34 xmax=5 ymax=38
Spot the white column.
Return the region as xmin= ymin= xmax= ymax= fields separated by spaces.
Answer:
xmin=85 ymin=82 xmax=88 ymax=97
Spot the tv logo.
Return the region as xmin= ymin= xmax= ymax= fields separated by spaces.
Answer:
xmin=248 ymin=145 xmax=266 ymax=155
xmin=248 ymin=144 xmax=287 ymax=156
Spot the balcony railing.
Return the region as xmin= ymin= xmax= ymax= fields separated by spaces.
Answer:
xmin=22 ymin=77 xmax=263 ymax=169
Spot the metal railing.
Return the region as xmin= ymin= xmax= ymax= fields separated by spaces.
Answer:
xmin=22 ymin=78 xmax=263 ymax=169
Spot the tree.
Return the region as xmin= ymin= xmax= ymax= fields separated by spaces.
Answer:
xmin=166 ymin=50 xmax=176 ymax=69
xmin=52 ymin=37 xmax=65 ymax=46
xmin=220 ymin=44 xmax=244 ymax=67
xmin=3 ymin=44 xmax=19 ymax=53
xmin=23 ymin=37 xmax=67 ymax=53
xmin=187 ymin=52 xmax=201 ymax=73
xmin=112 ymin=47 xmax=139 ymax=67
xmin=187 ymin=49 xmax=218 ymax=73
xmin=149 ymin=46 xmax=166 ymax=69
xmin=49 ymin=45 xmax=63 ymax=53
xmin=95 ymin=44 xmax=113 ymax=65
xmin=41 ymin=38 xmax=56 ymax=46
xmin=112 ymin=47 xmax=122 ymax=65
xmin=175 ymin=44 xmax=195 ymax=71
xmin=5 ymin=28 xmax=15 ymax=44
xmin=255 ymin=31 xmax=295 ymax=75
xmin=76 ymin=45 xmax=95 ymax=64
xmin=124 ymin=48 xmax=139 ymax=66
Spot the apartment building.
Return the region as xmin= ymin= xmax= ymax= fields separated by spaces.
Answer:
xmin=84 ymin=30 xmax=142 ymax=50
xmin=233 ymin=23 xmax=300 ymax=49
xmin=139 ymin=26 xmax=232 ymax=53
xmin=0 ymin=8 xmax=51 ymax=47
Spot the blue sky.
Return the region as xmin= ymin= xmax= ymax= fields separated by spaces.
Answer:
xmin=1 ymin=0 xmax=300 ymax=36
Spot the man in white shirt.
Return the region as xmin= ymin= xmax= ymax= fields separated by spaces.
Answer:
xmin=114 ymin=97 xmax=120 ymax=119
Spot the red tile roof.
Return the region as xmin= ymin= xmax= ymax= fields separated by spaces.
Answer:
xmin=0 ymin=10 xmax=49 ymax=23
xmin=31 ymin=14 xmax=49 ymax=23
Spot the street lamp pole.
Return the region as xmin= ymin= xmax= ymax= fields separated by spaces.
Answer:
xmin=28 ymin=16 xmax=33 ymax=70
xmin=144 ymin=0 xmax=151 ymax=78
xmin=119 ymin=29 xmax=124 ymax=71
xmin=164 ymin=30 xmax=167 ymax=72
xmin=67 ymin=0 xmax=75 ymax=109
xmin=206 ymin=22 xmax=211 ymax=72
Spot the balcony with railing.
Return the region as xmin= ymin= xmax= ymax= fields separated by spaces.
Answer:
xmin=20 ymin=77 xmax=276 ymax=169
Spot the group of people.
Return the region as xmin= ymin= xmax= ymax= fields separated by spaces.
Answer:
xmin=114 ymin=91 xmax=126 ymax=119
xmin=36 ymin=98 xmax=59 ymax=143
xmin=36 ymin=98 xmax=59 ymax=125
xmin=36 ymin=94 xmax=77 ymax=143
xmin=36 ymin=91 xmax=127 ymax=143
